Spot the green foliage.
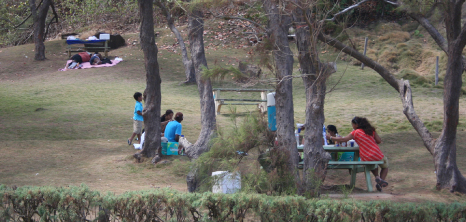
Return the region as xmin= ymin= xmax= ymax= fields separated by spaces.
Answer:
xmin=397 ymin=69 xmax=434 ymax=87
xmin=57 ymin=0 xmax=139 ymax=29
xmin=202 ymin=66 xmax=246 ymax=81
xmin=194 ymin=109 xmax=274 ymax=193
xmin=2 ymin=184 xmax=466 ymax=221
xmin=0 ymin=0 xmax=140 ymax=47
xmin=414 ymin=29 xmax=423 ymax=37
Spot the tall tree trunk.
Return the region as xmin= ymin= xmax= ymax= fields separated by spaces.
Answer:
xmin=154 ymin=0 xmax=196 ymax=83
xmin=432 ymin=0 xmax=466 ymax=192
xmin=263 ymin=0 xmax=300 ymax=188
xmin=185 ymin=9 xmax=216 ymax=192
xmin=136 ymin=0 xmax=162 ymax=159
xmin=294 ymin=8 xmax=332 ymax=194
xmin=29 ymin=0 xmax=51 ymax=61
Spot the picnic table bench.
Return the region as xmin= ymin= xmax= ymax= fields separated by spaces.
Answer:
xmin=298 ymin=145 xmax=383 ymax=192
xmin=66 ymin=39 xmax=110 ymax=58
xmin=212 ymin=88 xmax=274 ymax=115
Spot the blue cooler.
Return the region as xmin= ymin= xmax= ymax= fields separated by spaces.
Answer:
xmin=267 ymin=92 xmax=276 ymax=131
xmin=162 ymin=142 xmax=179 ymax=155
xmin=337 ymin=152 xmax=354 ymax=161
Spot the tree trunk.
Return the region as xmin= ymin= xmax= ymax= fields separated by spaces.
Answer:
xmin=294 ymin=9 xmax=332 ymax=194
xmin=29 ymin=0 xmax=51 ymax=61
xmin=263 ymin=0 xmax=300 ymax=187
xmin=154 ymin=0 xmax=196 ymax=83
xmin=135 ymin=0 xmax=162 ymax=159
xmin=432 ymin=1 xmax=466 ymax=192
xmin=185 ymin=9 xmax=217 ymax=192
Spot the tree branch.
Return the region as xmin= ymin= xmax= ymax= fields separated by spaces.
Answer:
xmin=14 ymin=0 xmax=44 ymax=29
xmin=318 ymin=32 xmax=435 ymax=154
xmin=409 ymin=13 xmax=447 ymax=53
xmin=213 ymin=15 xmax=266 ymax=31
xmin=325 ymin=0 xmax=371 ymax=22
xmin=456 ymin=20 xmax=466 ymax=50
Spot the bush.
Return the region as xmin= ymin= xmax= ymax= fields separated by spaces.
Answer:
xmin=2 ymin=184 xmax=466 ymax=221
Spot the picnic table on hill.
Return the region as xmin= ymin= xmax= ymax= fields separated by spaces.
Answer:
xmin=66 ymin=39 xmax=110 ymax=58
xmin=298 ymin=145 xmax=383 ymax=192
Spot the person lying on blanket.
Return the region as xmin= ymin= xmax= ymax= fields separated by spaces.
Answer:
xmin=90 ymin=53 xmax=103 ymax=65
xmin=68 ymin=52 xmax=91 ymax=69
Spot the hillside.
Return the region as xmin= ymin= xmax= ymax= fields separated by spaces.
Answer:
xmin=1 ymin=14 xmax=466 ymax=203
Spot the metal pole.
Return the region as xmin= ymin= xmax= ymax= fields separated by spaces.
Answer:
xmin=361 ymin=37 xmax=368 ymax=70
xmin=435 ymin=56 xmax=439 ymax=86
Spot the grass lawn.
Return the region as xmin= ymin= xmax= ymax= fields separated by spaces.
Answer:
xmin=0 ymin=26 xmax=465 ymax=202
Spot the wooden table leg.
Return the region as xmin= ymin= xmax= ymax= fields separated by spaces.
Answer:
xmin=364 ymin=165 xmax=374 ymax=192
xmin=350 ymin=165 xmax=357 ymax=187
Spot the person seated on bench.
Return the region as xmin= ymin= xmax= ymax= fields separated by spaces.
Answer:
xmin=325 ymin=125 xmax=342 ymax=146
xmin=68 ymin=52 xmax=91 ymax=69
xmin=330 ymin=117 xmax=389 ymax=192
xmin=164 ymin=112 xmax=183 ymax=142
xmin=160 ymin=109 xmax=174 ymax=136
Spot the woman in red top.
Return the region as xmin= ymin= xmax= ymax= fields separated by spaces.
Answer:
xmin=331 ymin=117 xmax=389 ymax=192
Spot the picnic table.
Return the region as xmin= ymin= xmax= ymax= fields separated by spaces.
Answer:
xmin=298 ymin=145 xmax=383 ymax=192
xmin=212 ymin=88 xmax=273 ymax=115
xmin=66 ymin=39 xmax=110 ymax=58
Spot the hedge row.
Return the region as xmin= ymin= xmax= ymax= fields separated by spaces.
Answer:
xmin=1 ymin=184 xmax=466 ymax=222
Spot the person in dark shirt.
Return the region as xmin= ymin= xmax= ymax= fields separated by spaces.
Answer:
xmin=160 ymin=109 xmax=174 ymax=136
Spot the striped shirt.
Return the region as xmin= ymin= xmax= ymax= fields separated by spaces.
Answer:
xmin=351 ymin=129 xmax=384 ymax=161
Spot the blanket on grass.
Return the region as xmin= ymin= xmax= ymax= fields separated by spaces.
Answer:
xmin=59 ymin=59 xmax=121 ymax=71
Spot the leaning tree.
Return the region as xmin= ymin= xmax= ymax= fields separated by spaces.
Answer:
xmin=316 ymin=0 xmax=466 ymax=193
xmin=175 ymin=2 xmax=217 ymax=192
xmin=154 ymin=0 xmax=196 ymax=83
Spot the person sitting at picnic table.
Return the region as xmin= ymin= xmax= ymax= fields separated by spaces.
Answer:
xmin=325 ymin=125 xmax=342 ymax=146
xmin=160 ymin=109 xmax=174 ymax=136
xmin=330 ymin=117 xmax=389 ymax=192
xmin=164 ymin=112 xmax=183 ymax=142
xmin=68 ymin=52 xmax=92 ymax=69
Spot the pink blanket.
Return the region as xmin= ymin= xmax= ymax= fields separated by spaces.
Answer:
xmin=59 ymin=59 xmax=121 ymax=71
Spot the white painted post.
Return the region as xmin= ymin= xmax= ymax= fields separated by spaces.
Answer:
xmin=260 ymin=91 xmax=267 ymax=113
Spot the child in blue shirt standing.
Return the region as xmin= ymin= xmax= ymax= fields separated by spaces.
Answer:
xmin=128 ymin=92 xmax=143 ymax=145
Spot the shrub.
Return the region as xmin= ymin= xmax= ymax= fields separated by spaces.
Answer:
xmin=2 ymin=184 xmax=466 ymax=221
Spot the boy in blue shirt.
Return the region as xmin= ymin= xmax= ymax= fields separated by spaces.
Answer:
xmin=164 ymin=112 xmax=183 ymax=142
xmin=128 ymin=92 xmax=143 ymax=145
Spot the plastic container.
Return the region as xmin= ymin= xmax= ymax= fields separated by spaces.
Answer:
xmin=267 ymin=92 xmax=276 ymax=131
xmin=337 ymin=152 xmax=354 ymax=161
xmin=295 ymin=130 xmax=300 ymax=146
xmin=212 ymin=171 xmax=241 ymax=194
xmin=266 ymin=92 xmax=276 ymax=106
xmin=162 ymin=142 xmax=179 ymax=155
xmin=267 ymin=106 xmax=277 ymax=131
xmin=322 ymin=125 xmax=328 ymax=145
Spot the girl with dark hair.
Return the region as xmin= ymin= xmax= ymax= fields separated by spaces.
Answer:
xmin=160 ymin=109 xmax=174 ymax=136
xmin=331 ymin=117 xmax=389 ymax=192
xmin=325 ymin=125 xmax=341 ymax=145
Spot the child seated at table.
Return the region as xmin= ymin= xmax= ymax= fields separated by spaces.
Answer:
xmin=325 ymin=125 xmax=342 ymax=146
xmin=330 ymin=117 xmax=389 ymax=192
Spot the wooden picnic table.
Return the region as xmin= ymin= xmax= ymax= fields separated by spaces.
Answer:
xmin=298 ymin=145 xmax=383 ymax=192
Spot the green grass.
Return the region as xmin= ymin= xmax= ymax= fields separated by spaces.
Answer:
xmin=1 ymin=24 xmax=466 ymax=202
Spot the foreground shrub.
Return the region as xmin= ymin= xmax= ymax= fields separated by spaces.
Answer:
xmin=1 ymin=184 xmax=466 ymax=221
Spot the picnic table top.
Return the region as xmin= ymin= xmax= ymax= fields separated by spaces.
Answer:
xmin=297 ymin=145 xmax=359 ymax=152
xmin=66 ymin=39 xmax=107 ymax=44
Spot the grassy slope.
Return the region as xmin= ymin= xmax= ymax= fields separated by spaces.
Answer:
xmin=0 ymin=21 xmax=465 ymax=201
